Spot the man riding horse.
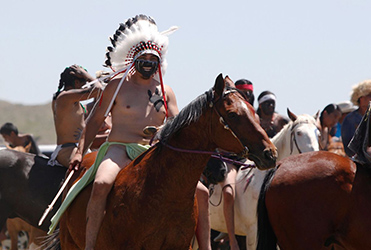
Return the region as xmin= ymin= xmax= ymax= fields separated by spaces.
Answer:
xmin=60 ymin=15 xmax=180 ymax=250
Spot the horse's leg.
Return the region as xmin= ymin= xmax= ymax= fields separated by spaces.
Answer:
xmin=6 ymin=218 xmax=21 ymax=250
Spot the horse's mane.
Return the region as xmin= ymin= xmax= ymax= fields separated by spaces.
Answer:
xmin=155 ymin=88 xmax=213 ymax=143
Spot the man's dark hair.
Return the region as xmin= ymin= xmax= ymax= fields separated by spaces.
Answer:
xmin=0 ymin=122 xmax=18 ymax=135
xmin=320 ymin=103 xmax=341 ymax=124
xmin=235 ymin=79 xmax=255 ymax=106
xmin=53 ymin=67 xmax=85 ymax=100
xmin=235 ymin=79 xmax=253 ymax=86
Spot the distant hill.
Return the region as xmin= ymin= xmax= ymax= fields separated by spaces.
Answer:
xmin=0 ymin=100 xmax=55 ymax=145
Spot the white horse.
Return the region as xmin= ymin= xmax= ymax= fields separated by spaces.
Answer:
xmin=209 ymin=110 xmax=320 ymax=249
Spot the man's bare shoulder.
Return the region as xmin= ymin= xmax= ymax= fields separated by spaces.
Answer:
xmin=104 ymin=78 xmax=122 ymax=93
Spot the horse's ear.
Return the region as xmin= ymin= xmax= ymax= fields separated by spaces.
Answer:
xmin=287 ymin=108 xmax=297 ymax=122
xmin=313 ymin=110 xmax=320 ymax=120
xmin=214 ymin=73 xmax=225 ymax=98
xmin=224 ymin=75 xmax=235 ymax=88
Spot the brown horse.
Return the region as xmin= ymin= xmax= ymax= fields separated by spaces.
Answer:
xmin=256 ymin=106 xmax=371 ymax=249
xmin=57 ymin=74 xmax=277 ymax=249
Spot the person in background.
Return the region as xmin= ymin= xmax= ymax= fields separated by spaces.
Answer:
xmin=235 ymin=79 xmax=255 ymax=106
xmin=0 ymin=122 xmax=41 ymax=155
xmin=48 ymin=65 xmax=103 ymax=168
xmin=334 ymin=101 xmax=357 ymax=139
xmin=317 ymin=104 xmax=342 ymax=151
xmin=342 ymin=80 xmax=371 ymax=157
xmin=256 ymin=91 xmax=289 ymax=138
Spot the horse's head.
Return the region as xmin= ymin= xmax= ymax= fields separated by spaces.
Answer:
xmin=285 ymin=109 xmax=320 ymax=156
xmin=210 ymin=74 xmax=277 ymax=170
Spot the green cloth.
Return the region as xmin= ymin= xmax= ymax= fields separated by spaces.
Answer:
xmin=48 ymin=141 xmax=150 ymax=234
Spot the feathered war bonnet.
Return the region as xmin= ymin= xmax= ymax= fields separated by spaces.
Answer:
xmin=104 ymin=14 xmax=178 ymax=80
xmin=102 ymin=14 xmax=177 ymax=117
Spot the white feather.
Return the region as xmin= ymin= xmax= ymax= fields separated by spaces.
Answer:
xmin=106 ymin=15 xmax=177 ymax=79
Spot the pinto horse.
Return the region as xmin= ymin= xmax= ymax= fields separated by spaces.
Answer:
xmin=56 ymin=74 xmax=277 ymax=249
xmin=209 ymin=110 xmax=320 ymax=249
xmin=256 ymin=106 xmax=371 ymax=250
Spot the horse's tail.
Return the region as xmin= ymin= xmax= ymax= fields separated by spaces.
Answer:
xmin=257 ymin=167 xmax=278 ymax=250
xmin=41 ymin=228 xmax=61 ymax=250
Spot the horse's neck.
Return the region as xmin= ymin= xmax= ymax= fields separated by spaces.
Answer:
xmin=159 ymin=122 xmax=215 ymax=190
xmin=271 ymin=124 xmax=292 ymax=161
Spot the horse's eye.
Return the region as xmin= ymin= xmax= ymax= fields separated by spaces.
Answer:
xmin=296 ymin=131 xmax=302 ymax=136
xmin=227 ymin=112 xmax=237 ymax=119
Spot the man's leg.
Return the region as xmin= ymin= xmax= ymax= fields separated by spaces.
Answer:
xmin=85 ymin=145 xmax=131 ymax=250
xmin=221 ymin=164 xmax=239 ymax=250
xmin=195 ymin=181 xmax=211 ymax=250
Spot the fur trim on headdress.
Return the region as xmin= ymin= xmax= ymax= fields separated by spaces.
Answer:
xmin=351 ymin=80 xmax=371 ymax=105
xmin=104 ymin=14 xmax=178 ymax=79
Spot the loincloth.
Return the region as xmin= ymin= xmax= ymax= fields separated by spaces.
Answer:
xmin=48 ymin=141 xmax=150 ymax=233
xmin=47 ymin=143 xmax=77 ymax=167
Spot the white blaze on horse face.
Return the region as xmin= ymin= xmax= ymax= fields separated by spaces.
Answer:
xmin=293 ymin=117 xmax=320 ymax=153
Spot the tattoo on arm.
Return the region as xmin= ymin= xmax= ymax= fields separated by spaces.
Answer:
xmin=73 ymin=128 xmax=83 ymax=141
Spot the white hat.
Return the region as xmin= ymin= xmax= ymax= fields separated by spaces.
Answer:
xmin=337 ymin=101 xmax=357 ymax=113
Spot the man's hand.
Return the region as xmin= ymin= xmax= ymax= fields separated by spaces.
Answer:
xmin=69 ymin=151 xmax=83 ymax=171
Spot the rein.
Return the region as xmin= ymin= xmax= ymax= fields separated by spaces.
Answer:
xmin=161 ymin=141 xmax=255 ymax=168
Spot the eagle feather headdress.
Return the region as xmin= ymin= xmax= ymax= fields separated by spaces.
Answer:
xmin=101 ymin=14 xmax=178 ymax=117
xmin=104 ymin=14 xmax=178 ymax=79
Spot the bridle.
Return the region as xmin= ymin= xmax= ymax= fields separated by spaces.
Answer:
xmin=289 ymin=119 xmax=317 ymax=154
xmin=160 ymin=88 xmax=254 ymax=168
xmin=210 ymin=89 xmax=250 ymax=158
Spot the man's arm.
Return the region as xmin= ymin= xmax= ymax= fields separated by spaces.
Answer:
xmin=27 ymin=135 xmax=42 ymax=155
xmin=57 ymin=65 xmax=103 ymax=104
xmin=56 ymin=83 xmax=103 ymax=104
xmin=69 ymin=80 xmax=118 ymax=170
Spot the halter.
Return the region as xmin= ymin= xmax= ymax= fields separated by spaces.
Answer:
xmin=160 ymin=88 xmax=254 ymax=168
xmin=289 ymin=119 xmax=316 ymax=154
xmin=210 ymin=89 xmax=250 ymax=158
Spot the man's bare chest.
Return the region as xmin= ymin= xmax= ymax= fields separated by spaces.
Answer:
xmin=114 ymin=86 xmax=165 ymax=116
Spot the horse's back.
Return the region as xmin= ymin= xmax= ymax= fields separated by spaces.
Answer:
xmin=0 ymin=149 xmax=32 ymax=169
xmin=0 ymin=149 xmax=68 ymax=231
xmin=264 ymin=151 xmax=363 ymax=249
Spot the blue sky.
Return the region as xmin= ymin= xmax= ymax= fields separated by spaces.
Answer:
xmin=1 ymin=0 xmax=370 ymax=116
